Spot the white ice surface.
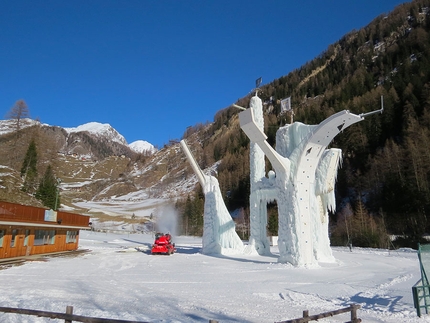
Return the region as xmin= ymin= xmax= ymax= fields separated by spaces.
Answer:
xmin=246 ymin=96 xmax=339 ymax=266
xmin=201 ymin=175 xmax=245 ymax=255
xmin=0 ymin=231 xmax=426 ymax=323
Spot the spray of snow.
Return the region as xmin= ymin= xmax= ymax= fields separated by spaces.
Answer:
xmin=154 ymin=203 xmax=178 ymax=238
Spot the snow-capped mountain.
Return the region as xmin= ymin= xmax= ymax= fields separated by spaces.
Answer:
xmin=64 ymin=122 xmax=128 ymax=146
xmin=0 ymin=119 xmax=157 ymax=160
xmin=129 ymin=140 xmax=157 ymax=154
xmin=0 ymin=117 xmax=176 ymax=207
xmin=0 ymin=119 xmax=156 ymax=152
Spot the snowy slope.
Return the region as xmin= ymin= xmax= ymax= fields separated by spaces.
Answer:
xmin=0 ymin=118 xmax=41 ymax=135
xmin=129 ymin=140 xmax=157 ymax=153
xmin=64 ymin=122 xmax=128 ymax=145
xmin=0 ymin=230 xmax=424 ymax=323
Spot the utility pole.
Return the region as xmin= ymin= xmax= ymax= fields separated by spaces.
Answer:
xmin=54 ymin=179 xmax=61 ymax=210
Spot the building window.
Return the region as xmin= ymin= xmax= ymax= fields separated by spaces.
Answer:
xmin=24 ymin=229 xmax=30 ymax=246
xmin=66 ymin=231 xmax=78 ymax=243
xmin=10 ymin=229 xmax=17 ymax=247
xmin=48 ymin=230 xmax=55 ymax=244
xmin=0 ymin=230 xmax=4 ymax=247
xmin=34 ymin=230 xmax=44 ymax=245
xmin=34 ymin=230 xmax=56 ymax=245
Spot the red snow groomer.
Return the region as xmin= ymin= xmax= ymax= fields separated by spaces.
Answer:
xmin=151 ymin=232 xmax=176 ymax=255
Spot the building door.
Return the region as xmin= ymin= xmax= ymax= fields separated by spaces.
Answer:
xmin=9 ymin=228 xmax=27 ymax=258
xmin=24 ymin=229 xmax=32 ymax=256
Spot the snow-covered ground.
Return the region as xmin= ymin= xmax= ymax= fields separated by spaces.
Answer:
xmin=0 ymin=231 xmax=427 ymax=323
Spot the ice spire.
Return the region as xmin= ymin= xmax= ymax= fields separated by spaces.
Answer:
xmin=180 ymin=140 xmax=244 ymax=255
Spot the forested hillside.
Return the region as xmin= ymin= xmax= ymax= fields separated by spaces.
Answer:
xmin=182 ymin=0 xmax=430 ymax=248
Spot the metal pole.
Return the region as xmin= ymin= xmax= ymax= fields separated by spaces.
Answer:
xmin=55 ymin=178 xmax=61 ymax=210
xmin=54 ymin=189 xmax=59 ymax=210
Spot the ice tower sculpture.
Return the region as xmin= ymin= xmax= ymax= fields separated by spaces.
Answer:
xmin=239 ymin=94 xmax=382 ymax=266
xmin=180 ymin=140 xmax=244 ymax=255
xmin=242 ymin=96 xmax=290 ymax=256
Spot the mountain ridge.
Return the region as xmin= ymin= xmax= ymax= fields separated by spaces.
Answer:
xmin=0 ymin=119 xmax=156 ymax=154
xmin=0 ymin=117 xmax=199 ymax=214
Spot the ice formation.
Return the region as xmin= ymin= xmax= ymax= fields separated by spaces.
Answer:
xmin=180 ymin=140 xmax=244 ymax=255
xmin=239 ymin=94 xmax=377 ymax=266
xmin=180 ymin=92 xmax=381 ymax=266
xmin=245 ymin=95 xmax=288 ymax=256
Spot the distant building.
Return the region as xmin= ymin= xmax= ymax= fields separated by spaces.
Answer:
xmin=0 ymin=201 xmax=90 ymax=260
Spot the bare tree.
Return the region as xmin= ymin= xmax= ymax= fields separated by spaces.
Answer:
xmin=6 ymin=99 xmax=30 ymax=131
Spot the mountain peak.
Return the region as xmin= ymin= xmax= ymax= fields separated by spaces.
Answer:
xmin=129 ymin=140 xmax=157 ymax=154
xmin=64 ymin=122 xmax=127 ymax=145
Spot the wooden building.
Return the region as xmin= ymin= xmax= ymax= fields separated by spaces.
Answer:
xmin=0 ymin=201 xmax=90 ymax=259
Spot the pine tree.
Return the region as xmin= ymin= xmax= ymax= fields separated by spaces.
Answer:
xmin=181 ymin=191 xmax=204 ymax=236
xmin=21 ymin=139 xmax=38 ymax=193
xmin=36 ymin=165 xmax=60 ymax=210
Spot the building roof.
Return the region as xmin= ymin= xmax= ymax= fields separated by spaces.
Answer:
xmin=0 ymin=201 xmax=90 ymax=230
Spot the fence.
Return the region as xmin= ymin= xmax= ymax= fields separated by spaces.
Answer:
xmin=0 ymin=305 xmax=220 ymax=323
xmin=275 ymin=304 xmax=361 ymax=323
xmin=412 ymin=243 xmax=430 ymax=316
xmin=0 ymin=303 xmax=361 ymax=323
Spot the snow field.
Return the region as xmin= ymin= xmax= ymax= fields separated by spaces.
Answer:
xmin=0 ymin=231 xmax=426 ymax=323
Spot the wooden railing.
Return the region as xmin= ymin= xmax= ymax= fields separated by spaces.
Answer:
xmin=0 ymin=305 xmax=147 ymax=323
xmin=275 ymin=304 xmax=361 ymax=323
xmin=0 ymin=303 xmax=360 ymax=323
xmin=0 ymin=305 xmax=220 ymax=323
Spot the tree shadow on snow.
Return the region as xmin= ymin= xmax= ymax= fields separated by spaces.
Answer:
xmin=204 ymin=252 xmax=280 ymax=264
xmin=170 ymin=244 xmax=280 ymax=264
xmin=121 ymin=238 xmax=152 ymax=245
xmin=183 ymin=311 xmax=249 ymax=323
xmin=141 ymin=293 xmax=253 ymax=322
xmin=174 ymin=245 xmax=202 ymax=254
xmin=73 ymin=279 xmax=252 ymax=322
xmin=349 ymin=294 xmax=404 ymax=312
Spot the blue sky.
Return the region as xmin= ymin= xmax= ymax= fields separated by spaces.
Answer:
xmin=1 ymin=1 xmax=407 ymax=148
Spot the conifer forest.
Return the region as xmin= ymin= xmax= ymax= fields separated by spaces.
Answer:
xmin=181 ymin=0 xmax=430 ymax=248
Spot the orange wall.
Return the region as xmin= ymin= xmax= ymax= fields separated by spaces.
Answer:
xmin=0 ymin=226 xmax=81 ymax=259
